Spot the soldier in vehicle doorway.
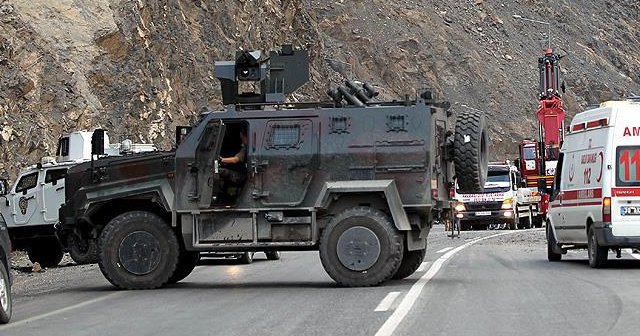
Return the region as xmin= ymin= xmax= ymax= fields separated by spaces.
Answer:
xmin=218 ymin=129 xmax=248 ymax=202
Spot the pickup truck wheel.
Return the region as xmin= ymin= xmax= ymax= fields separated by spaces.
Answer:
xmin=265 ymin=251 xmax=281 ymax=260
xmin=0 ymin=258 xmax=12 ymax=324
xmin=27 ymin=238 xmax=63 ymax=268
xmin=319 ymin=207 xmax=403 ymax=287
xmin=392 ymin=248 xmax=426 ymax=280
xmin=99 ymin=211 xmax=179 ymax=290
xmin=238 ymin=252 xmax=254 ymax=264
xmin=454 ymin=110 xmax=488 ymax=193
xmin=167 ymin=250 xmax=200 ymax=284
xmin=69 ymin=235 xmax=98 ymax=265
xmin=588 ymin=226 xmax=608 ymax=268
xmin=547 ymin=224 xmax=562 ymax=262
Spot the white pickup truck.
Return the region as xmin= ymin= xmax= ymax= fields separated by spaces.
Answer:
xmin=454 ymin=163 xmax=542 ymax=230
xmin=0 ymin=131 xmax=156 ymax=267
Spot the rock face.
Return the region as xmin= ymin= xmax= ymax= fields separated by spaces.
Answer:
xmin=0 ymin=0 xmax=639 ymax=180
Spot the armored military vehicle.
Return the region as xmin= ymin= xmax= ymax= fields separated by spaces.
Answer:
xmin=57 ymin=45 xmax=488 ymax=289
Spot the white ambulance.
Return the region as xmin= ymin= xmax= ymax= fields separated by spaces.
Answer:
xmin=547 ymin=98 xmax=640 ymax=267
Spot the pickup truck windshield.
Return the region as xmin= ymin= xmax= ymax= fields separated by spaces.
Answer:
xmin=457 ymin=170 xmax=510 ymax=193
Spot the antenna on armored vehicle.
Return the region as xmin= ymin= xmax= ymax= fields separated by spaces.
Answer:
xmin=214 ymin=44 xmax=310 ymax=106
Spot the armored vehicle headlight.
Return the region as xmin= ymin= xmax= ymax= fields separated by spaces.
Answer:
xmin=501 ymin=199 xmax=513 ymax=209
xmin=454 ymin=202 xmax=466 ymax=212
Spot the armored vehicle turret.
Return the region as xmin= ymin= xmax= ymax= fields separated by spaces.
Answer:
xmin=57 ymin=45 xmax=488 ymax=289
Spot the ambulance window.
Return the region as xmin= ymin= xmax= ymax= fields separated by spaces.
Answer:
xmin=523 ymin=147 xmax=537 ymax=160
xmin=15 ymin=172 xmax=38 ymax=193
xmin=616 ymin=146 xmax=640 ymax=186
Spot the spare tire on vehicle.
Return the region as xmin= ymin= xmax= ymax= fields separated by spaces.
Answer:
xmin=454 ymin=109 xmax=488 ymax=193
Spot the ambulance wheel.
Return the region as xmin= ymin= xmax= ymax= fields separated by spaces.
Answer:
xmin=588 ymin=226 xmax=608 ymax=268
xmin=454 ymin=110 xmax=488 ymax=193
xmin=547 ymin=224 xmax=562 ymax=262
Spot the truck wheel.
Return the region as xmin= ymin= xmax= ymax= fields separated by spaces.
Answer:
xmin=265 ymin=251 xmax=281 ymax=260
xmin=588 ymin=226 xmax=608 ymax=268
xmin=98 ymin=211 xmax=179 ymax=290
xmin=454 ymin=110 xmax=488 ymax=193
xmin=0 ymin=259 xmax=12 ymax=324
xmin=547 ymin=224 xmax=562 ymax=262
xmin=68 ymin=235 xmax=99 ymax=265
xmin=519 ymin=213 xmax=532 ymax=229
xmin=238 ymin=252 xmax=254 ymax=264
xmin=319 ymin=207 xmax=403 ymax=287
xmin=392 ymin=248 xmax=426 ymax=280
xmin=27 ymin=238 xmax=63 ymax=268
xmin=167 ymin=250 xmax=200 ymax=284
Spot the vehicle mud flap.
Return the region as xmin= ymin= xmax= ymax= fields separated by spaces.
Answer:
xmin=454 ymin=110 xmax=488 ymax=193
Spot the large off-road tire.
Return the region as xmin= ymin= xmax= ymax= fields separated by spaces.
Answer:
xmin=392 ymin=248 xmax=426 ymax=280
xmin=454 ymin=110 xmax=489 ymax=193
xmin=98 ymin=211 xmax=179 ymax=290
xmin=0 ymin=259 xmax=12 ymax=324
xmin=265 ymin=251 xmax=281 ymax=260
xmin=319 ymin=207 xmax=404 ymax=287
xmin=167 ymin=250 xmax=200 ymax=284
xmin=547 ymin=224 xmax=562 ymax=262
xmin=27 ymin=238 xmax=63 ymax=268
xmin=588 ymin=226 xmax=608 ymax=268
xmin=68 ymin=234 xmax=99 ymax=265
xmin=238 ymin=252 xmax=254 ymax=264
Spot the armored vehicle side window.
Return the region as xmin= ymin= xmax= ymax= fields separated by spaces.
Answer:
xmin=45 ymin=168 xmax=68 ymax=185
xmin=268 ymin=124 xmax=300 ymax=149
xmin=15 ymin=172 xmax=38 ymax=193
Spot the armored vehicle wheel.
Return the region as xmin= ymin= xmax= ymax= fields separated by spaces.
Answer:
xmin=167 ymin=250 xmax=200 ymax=284
xmin=68 ymin=235 xmax=99 ymax=265
xmin=238 ymin=252 xmax=254 ymax=264
xmin=0 ymin=258 xmax=12 ymax=324
xmin=392 ymin=248 xmax=426 ymax=280
xmin=547 ymin=224 xmax=562 ymax=262
xmin=27 ymin=238 xmax=63 ymax=268
xmin=454 ymin=110 xmax=488 ymax=193
xmin=98 ymin=211 xmax=179 ymax=290
xmin=319 ymin=207 xmax=404 ymax=287
xmin=588 ymin=226 xmax=608 ymax=268
xmin=265 ymin=251 xmax=281 ymax=260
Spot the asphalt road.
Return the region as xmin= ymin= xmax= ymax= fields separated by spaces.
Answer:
xmin=2 ymin=227 xmax=640 ymax=336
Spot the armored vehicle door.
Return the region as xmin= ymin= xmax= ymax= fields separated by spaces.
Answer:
xmin=253 ymin=119 xmax=316 ymax=206
xmin=41 ymin=168 xmax=67 ymax=222
xmin=11 ymin=171 xmax=39 ymax=225
xmin=195 ymin=120 xmax=226 ymax=209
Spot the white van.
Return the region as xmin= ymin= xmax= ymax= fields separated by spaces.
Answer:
xmin=547 ymin=98 xmax=640 ymax=267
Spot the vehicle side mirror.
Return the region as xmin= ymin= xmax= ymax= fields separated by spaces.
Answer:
xmin=91 ymin=129 xmax=105 ymax=156
xmin=0 ymin=178 xmax=7 ymax=196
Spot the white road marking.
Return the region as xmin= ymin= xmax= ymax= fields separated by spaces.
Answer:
xmin=625 ymin=248 xmax=640 ymax=260
xmin=416 ymin=261 xmax=430 ymax=272
xmin=436 ymin=247 xmax=453 ymax=254
xmin=375 ymin=231 xmax=520 ymax=336
xmin=0 ymin=292 xmax=124 ymax=330
xmin=374 ymin=291 xmax=402 ymax=312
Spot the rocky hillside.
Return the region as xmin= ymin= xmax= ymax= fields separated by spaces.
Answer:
xmin=0 ymin=0 xmax=639 ymax=180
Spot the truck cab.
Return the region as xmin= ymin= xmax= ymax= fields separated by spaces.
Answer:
xmin=454 ymin=163 xmax=540 ymax=230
